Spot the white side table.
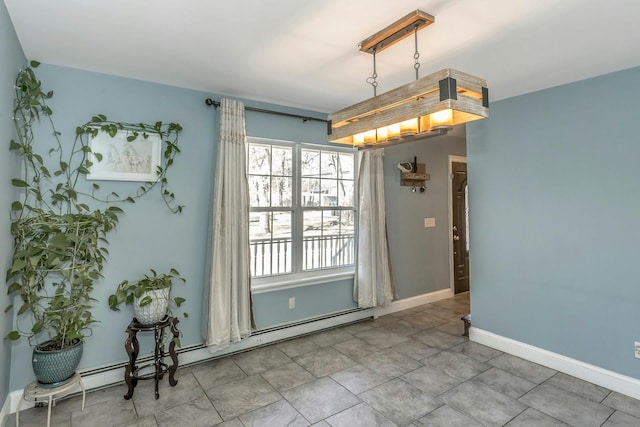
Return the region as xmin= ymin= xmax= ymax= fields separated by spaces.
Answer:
xmin=16 ymin=372 xmax=85 ymax=427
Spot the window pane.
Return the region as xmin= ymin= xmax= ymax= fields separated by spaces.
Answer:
xmin=301 ymin=178 xmax=320 ymax=207
xmin=248 ymin=175 xmax=270 ymax=207
xmin=248 ymin=144 xmax=271 ymax=175
xmin=272 ymin=146 xmax=292 ymax=176
xmin=271 ymin=177 xmax=292 ymax=207
xmin=320 ymin=180 xmax=338 ymax=207
xmin=340 ymin=211 xmax=355 ymax=235
xmin=302 ymin=210 xmax=322 ymax=236
xmin=323 ymin=209 xmax=340 ymax=236
xmin=303 ymin=210 xmax=322 ymax=270
xmin=338 ymin=180 xmax=354 ymax=207
xmin=302 ymin=210 xmax=354 ymax=270
xmin=249 ymin=211 xmax=292 ymax=277
xmin=338 ymin=153 xmax=354 ymax=179
xmin=301 ymin=148 xmax=320 ymax=177
xmin=321 ymin=152 xmax=338 ymax=178
xmin=272 ymin=211 xmax=292 ymax=240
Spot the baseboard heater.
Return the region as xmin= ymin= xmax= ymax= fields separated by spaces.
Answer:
xmin=79 ymin=306 xmax=372 ymax=380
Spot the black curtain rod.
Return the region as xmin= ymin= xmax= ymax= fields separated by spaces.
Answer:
xmin=205 ymin=98 xmax=328 ymax=124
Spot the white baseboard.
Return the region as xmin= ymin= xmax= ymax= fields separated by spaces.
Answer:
xmin=471 ymin=327 xmax=640 ymax=400
xmin=373 ymin=288 xmax=453 ymax=317
xmin=4 ymin=288 xmax=451 ymax=415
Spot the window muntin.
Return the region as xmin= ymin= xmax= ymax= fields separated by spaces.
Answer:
xmin=247 ymin=139 xmax=356 ymax=279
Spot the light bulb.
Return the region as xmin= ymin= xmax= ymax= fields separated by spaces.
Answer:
xmin=363 ymin=129 xmax=377 ymax=144
xmin=400 ymin=118 xmax=418 ymax=136
xmin=377 ymin=127 xmax=388 ymax=141
xmin=431 ymin=109 xmax=453 ymax=128
xmin=387 ymin=123 xmax=401 ymax=139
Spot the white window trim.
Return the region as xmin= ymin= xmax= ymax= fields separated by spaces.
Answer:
xmin=247 ymin=136 xmax=358 ymax=292
xmin=251 ymin=268 xmax=355 ymax=294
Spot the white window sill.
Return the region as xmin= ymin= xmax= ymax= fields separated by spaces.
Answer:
xmin=251 ymin=269 xmax=355 ymax=294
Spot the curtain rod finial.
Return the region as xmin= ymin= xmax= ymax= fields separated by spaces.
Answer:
xmin=205 ymin=98 xmax=219 ymax=108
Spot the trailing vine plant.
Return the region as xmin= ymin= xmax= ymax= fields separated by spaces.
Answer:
xmin=5 ymin=61 xmax=183 ymax=349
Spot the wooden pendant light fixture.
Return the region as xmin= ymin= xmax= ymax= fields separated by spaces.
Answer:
xmin=328 ymin=10 xmax=489 ymax=149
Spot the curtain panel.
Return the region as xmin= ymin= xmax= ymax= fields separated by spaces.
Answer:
xmin=354 ymin=148 xmax=394 ymax=308
xmin=206 ymin=98 xmax=252 ymax=349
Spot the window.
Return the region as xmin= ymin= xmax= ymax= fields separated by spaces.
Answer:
xmin=247 ymin=138 xmax=356 ymax=282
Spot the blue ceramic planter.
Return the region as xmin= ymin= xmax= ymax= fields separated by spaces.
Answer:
xmin=32 ymin=340 xmax=83 ymax=386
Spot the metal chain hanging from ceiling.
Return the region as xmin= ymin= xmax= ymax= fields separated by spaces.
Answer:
xmin=366 ymin=48 xmax=378 ymax=96
xmin=413 ymin=25 xmax=421 ymax=80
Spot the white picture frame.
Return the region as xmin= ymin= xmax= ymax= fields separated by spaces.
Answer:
xmin=87 ymin=130 xmax=161 ymax=181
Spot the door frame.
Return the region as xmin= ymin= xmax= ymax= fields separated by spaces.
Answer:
xmin=448 ymin=155 xmax=468 ymax=294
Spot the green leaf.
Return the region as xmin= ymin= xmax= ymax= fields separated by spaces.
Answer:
xmin=174 ymin=297 xmax=185 ymax=307
xmin=108 ymin=295 xmax=120 ymax=311
xmin=10 ymin=258 xmax=26 ymax=273
xmin=49 ymin=233 xmax=70 ymax=248
xmin=11 ymin=179 xmax=28 ymax=188
xmin=4 ymin=304 xmax=13 ymax=313
xmin=7 ymin=282 xmax=21 ymax=294
xmin=31 ymin=320 xmax=44 ymax=334
xmin=94 ymin=152 xmax=103 ymax=162
xmin=6 ymin=331 xmax=20 ymax=340
xmin=9 ymin=140 xmax=20 ymax=150
xmin=138 ymin=296 xmax=153 ymax=307
xmin=11 ymin=201 xmax=22 ymax=211
xmin=17 ymin=303 xmax=30 ymax=316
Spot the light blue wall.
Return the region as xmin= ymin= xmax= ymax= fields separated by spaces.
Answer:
xmin=468 ymin=67 xmax=640 ymax=378
xmin=0 ymin=0 xmax=26 ymax=409
xmin=3 ymin=58 xmax=464 ymax=392
xmin=253 ymin=280 xmax=357 ymax=328
xmin=3 ymin=63 xmax=353 ymax=391
xmin=383 ymin=135 xmax=466 ymax=298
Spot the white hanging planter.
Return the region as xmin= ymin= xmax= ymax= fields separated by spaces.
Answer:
xmin=133 ymin=288 xmax=170 ymax=325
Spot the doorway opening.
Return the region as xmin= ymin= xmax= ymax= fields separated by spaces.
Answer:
xmin=448 ymin=156 xmax=469 ymax=294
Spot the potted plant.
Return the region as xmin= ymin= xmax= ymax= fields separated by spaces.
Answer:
xmin=5 ymin=62 xmax=183 ymax=385
xmin=108 ymin=268 xmax=187 ymax=325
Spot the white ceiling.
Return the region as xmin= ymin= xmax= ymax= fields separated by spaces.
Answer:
xmin=5 ymin=0 xmax=640 ymax=113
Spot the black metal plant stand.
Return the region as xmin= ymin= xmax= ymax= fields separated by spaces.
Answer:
xmin=123 ymin=316 xmax=179 ymax=400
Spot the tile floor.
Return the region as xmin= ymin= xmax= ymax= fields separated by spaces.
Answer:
xmin=10 ymin=293 xmax=640 ymax=426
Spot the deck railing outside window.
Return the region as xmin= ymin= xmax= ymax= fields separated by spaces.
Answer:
xmin=250 ymin=234 xmax=354 ymax=277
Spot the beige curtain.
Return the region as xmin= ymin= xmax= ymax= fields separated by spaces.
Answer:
xmin=354 ymin=148 xmax=394 ymax=307
xmin=206 ymin=99 xmax=252 ymax=349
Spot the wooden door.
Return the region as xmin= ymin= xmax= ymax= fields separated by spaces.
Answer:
xmin=452 ymin=162 xmax=469 ymax=294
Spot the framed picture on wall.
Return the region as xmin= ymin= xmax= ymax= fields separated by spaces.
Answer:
xmin=87 ymin=129 xmax=161 ymax=181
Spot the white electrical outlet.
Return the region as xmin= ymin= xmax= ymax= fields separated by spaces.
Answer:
xmin=289 ymin=297 xmax=295 ymax=309
xmin=634 ymin=342 xmax=640 ymax=359
xmin=424 ymin=217 xmax=436 ymax=228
